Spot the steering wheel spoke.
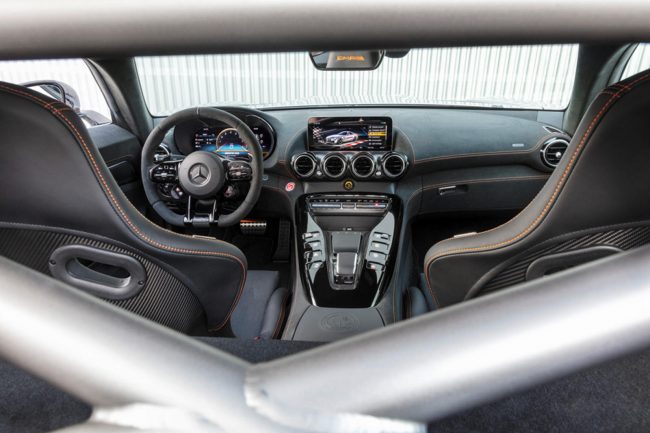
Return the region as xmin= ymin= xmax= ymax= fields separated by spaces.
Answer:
xmin=183 ymin=196 xmax=219 ymax=228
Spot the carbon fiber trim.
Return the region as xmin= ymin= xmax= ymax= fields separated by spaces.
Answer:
xmin=481 ymin=225 xmax=650 ymax=294
xmin=0 ymin=226 xmax=204 ymax=333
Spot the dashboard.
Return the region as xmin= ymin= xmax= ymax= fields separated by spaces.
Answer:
xmin=158 ymin=105 xmax=571 ymax=217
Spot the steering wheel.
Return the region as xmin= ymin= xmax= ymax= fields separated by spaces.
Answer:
xmin=141 ymin=107 xmax=263 ymax=228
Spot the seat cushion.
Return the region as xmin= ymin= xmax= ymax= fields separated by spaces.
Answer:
xmin=230 ymin=270 xmax=289 ymax=339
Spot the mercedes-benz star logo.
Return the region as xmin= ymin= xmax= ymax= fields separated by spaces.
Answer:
xmin=189 ymin=163 xmax=210 ymax=186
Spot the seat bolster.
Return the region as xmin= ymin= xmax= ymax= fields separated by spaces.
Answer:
xmin=259 ymin=287 xmax=290 ymax=340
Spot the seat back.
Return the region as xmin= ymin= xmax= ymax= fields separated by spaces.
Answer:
xmin=0 ymin=82 xmax=247 ymax=333
xmin=425 ymin=72 xmax=650 ymax=307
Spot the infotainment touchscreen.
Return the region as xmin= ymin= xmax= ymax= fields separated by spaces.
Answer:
xmin=308 ymin=117 xmax=392 ymax=151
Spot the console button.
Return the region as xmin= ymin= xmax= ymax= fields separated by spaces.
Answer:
xmin=367 ymin=251 xmax=387 ymax=264
xmin=370 ymin=241 xmax=388 ymax=251
xmin=357 ymin=203 xmax=387 ymax=209
xmin=303 ymin=232 xmax=320 ymax=240
xmin=307 ymin=241 xmax=322 ymax=250
xmin=372 ymin=232 xmax=390 ymax=241
xmin=306 ymin=250 xmax=323 ymax=262
xmin=311 ymin=202 xmax=342 ymax=209
xmin=367 ymin=262 xmax=384 ymax=272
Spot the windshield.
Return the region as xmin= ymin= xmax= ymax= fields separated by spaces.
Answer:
xmin=135 ymin=45 xmax=578 ymax=115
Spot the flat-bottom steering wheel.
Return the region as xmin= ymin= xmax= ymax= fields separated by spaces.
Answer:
xmin=141 ymin=107 xmax=263 ymax=227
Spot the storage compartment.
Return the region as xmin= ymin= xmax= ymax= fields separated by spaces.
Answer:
xmin=420 ymin=177 xmax=547 ymax=215
xmin=292 ymin=306 xmax=384 ymax=342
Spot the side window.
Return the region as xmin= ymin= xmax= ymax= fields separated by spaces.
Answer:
xmin=622 ymin=44 xmax=650 ymax=80
xmin=0 ymin=59 xmax=111 ymax=126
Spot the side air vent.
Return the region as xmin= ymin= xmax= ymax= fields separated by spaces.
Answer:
xmin=292 ymin=153 xmax=317 ymax=178
xmin=382 ymin=153 xmax=408 ymax=178
xmin=322 ymin=153 xmax=347 ymax=179
xmin=541 ymin=138 xmax=570 ymax=168
xmin=154 ymin=143 xmax=171 ymax=163
xmin=351 ymin=154 xmax=375 ymax=179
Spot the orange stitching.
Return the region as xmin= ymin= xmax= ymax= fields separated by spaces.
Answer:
xmin=424 ymin=72 xmax=650 ymax=298
xmin=412 ymin=134 xmax=558 ymax=165
xmin=414 ymin=148 xmax=534 ymax=164
xmin=0 ymin=83 xmax=246 ymax=331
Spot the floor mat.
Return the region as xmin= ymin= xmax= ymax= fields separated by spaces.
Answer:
xmin=0 ymin=337 xmax=322 ymax=433
xmin=429 ymin=346 xmax=650 ymax=433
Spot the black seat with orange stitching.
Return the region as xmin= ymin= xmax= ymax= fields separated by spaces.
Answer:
xmin=424 ymin=70 xmax=650 ymax=308
xmin=0 ymin=81 xmax=288 ymax=338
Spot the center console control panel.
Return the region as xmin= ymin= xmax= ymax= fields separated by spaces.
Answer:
xmin=308 ymin=197 xmax=390 ymax=214
xmin=297 ymin=194 xmax=400 ymax=308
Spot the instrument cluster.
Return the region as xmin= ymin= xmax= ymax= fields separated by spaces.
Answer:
xmin=173 ymin=114 xmax=275 ymax=159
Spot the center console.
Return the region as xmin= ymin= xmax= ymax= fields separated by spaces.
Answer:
xmin=286 ymin=116 xmax=409 ymax=341
xmin=297 ymin=194 xmax=400 ymax=308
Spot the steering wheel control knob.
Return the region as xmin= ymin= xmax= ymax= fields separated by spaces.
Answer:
xmin=177 ymin=151 xmax=225 ymax=199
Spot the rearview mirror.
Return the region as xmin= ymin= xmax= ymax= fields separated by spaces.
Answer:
xmin=310 ymin=50 xmax=384 ymax=71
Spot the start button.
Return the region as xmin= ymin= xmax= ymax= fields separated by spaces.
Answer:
xmin=343 ymin=179 xmax=354 ymax=191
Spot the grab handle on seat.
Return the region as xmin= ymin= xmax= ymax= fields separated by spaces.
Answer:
xmin=49 ymin=245 xmax=146 ymax=300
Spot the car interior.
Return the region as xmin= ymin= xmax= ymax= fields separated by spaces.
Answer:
xmin=4 ymin=2 xmax=650 ymax=433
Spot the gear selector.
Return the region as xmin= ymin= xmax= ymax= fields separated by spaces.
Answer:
xmin=331 ymin=233 xmax=361 ymax=287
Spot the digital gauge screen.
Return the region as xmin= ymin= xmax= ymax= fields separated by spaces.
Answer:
xmin=193 ymin=126 xmax=272 ymax=157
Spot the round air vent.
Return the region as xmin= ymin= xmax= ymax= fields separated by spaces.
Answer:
xmin=322 ymin=153 xmax=347 ymax=179
xmin=541 ymin=138 xmax=570 ymax=168
xmin=351 ymin=154 xmax=375 ymax=179
xmin=292 ymin=153 xmax=317 ymax=178
xmin=382 ymin=153 xmax=408 ymax=178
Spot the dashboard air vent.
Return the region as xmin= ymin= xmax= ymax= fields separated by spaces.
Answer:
xmin=541 ymin=138 xmax=570 ymax=168
xmin=292 ymin=153 xmax=317 ymax=178
xmin=382 ymin=153 xmax=407 ymax=178
xmin=322 ymin=153 xmax=347 ymax=179
xmin=351 ymin=154 xmax=375 ymax=178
